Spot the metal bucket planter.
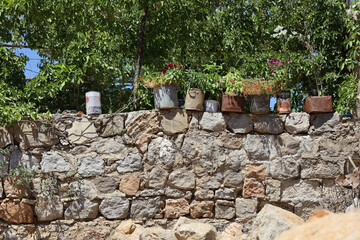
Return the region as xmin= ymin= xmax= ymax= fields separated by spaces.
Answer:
xmin=303 ymin=96 xmax=333 ymax=113
xmin=221 ymin=95 xmax=245 ymax=113
xmin=154 ymin=85 xmax=178 ymax=109
xmin=277 ymin=90 xmax=291 ymax=114
xmin=86 ymin=91 xmax=102 ymax=115
xmin=185 ymin=88 xmax=204 ymax=111
xmin=204 ymin=100 xmax=220 ymax=112
xmin=250 ymin=95 xmax=270 ymax=114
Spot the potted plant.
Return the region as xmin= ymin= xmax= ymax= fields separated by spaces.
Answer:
xmin=182 ymin=68 xmax=205 ymax=111
xmin=140 ymin=63 xmax=185 ymax=109
xmin=220 ymin=68 xmax=245 ymax=113
xmin=201 ymin=63 xmax=222 ymax=112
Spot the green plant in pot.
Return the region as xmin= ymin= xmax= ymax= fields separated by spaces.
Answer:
xmin=140 ymin=63 xmax=185 ymax=109
xmin=182 ymin=68 xmax=206 ymax=111
xmin=220 ymin=68 xmax=245 ymax=113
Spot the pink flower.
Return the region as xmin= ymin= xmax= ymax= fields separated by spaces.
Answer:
xmin=162 ymin=68 xmax=165 ymax=72
xmin=269 ymin=59 xmax=273 ymax=62
xmin=281 ymin=61 xmax=284 ymax=63
xmin=274 ymin=57 xmax=277 ymax=59
xmin=179 ymin=65 xmax=183 ymax=69
xmin=140 ymin=77 xmax=143 ymax=81
xmin=168 ymin=63 xmax=173 ymax=68
xmin=271 ymin=69 xmax=275 ymax=71
xmin=288 ymin=60 xmax=290 ymax=62
xmin=274 ymin=66 xmax=277 ymax=68
xmin=269 ymin=64 xmax=272 ymax=66
xmin=280 ymin=64 xmax=283 ymax=66
xmin=266 ymin=86 xmax=271 ymax=90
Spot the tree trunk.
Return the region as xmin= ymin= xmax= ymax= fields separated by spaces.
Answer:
xmin=133 ymin=6 xmax=148 ymax=96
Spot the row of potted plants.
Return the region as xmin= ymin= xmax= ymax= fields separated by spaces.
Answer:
xmin=139 ymin=59 xmax=333 ymax=114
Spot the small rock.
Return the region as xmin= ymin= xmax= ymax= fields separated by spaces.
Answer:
xmin=99 ymin=197 xmax=129 ymax=219
xmin=165 ymin=198 xmax=190 ymax=219
xmin=117 ymin=153 xmax=142 ymax=173
xmin=242 ymin=178 xmax=265 ymax=199
xmin=114 ymin=219 xmax=136 ymax=234
xmin=214 ymin=188 xmax=237 ymax=200
xmin=194 ymin=189 xmax=214 ymax=200
xmin=65 ymin=198 xmax=99 ymax=220
xmin=175 ymin=222 xmax=217 ymax=240
xmin=168 ymin=169 xmax=195 ymax=190
xmin=77 ymin=155 xmax=105 ymax=177
xmin=254 ymin=115 xmax=284 ymax=134
xmin=130 ymin=198 xmax=161 ymax=220
xmin=235 ymin=198 xmax=258 ymax=218
xmin=147 ymin=167 xmax=169 ymax=189
xmin=93 ymin=176 xmax=119 ymax=193
xmin=224 ymin=172 xmax=245 ymax=189
xmin=0 ymin=200 xmax=34 ymax=223
xmin=265 ymin=179 xmax=281 ymax=202
xmin=35 ymin=196 xmax=63 ymax=221
xmin=120 ymin=176 xmax=140 ymax=196
xmin=215 ymin=200 xmax=235 ymax=219
xmin=199 ymin=112 xmax=226 ymax=132
xmin=226 ymin=114 xmax=253 ymax=134
xmin=246 ymin=164 xmax=266 ymax=180
xmin=190 ymin=200 xmax=214 ymax=218
xmin=285 ymin=113 xmax=310 ymax=134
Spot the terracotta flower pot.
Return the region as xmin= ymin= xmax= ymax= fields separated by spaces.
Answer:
xmin=221 ymin=95 xmax=245 ymax=113
xmin=303 ymin=96 xmax=333 ymax=113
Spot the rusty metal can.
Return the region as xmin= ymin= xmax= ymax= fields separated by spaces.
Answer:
xmin=304 ymin=96 xmax=333 ymax=113
xmin=185 ymin=88 xmax=204 ymax=111
xmin=277 ymin=90 xmax=291 ymax=114
xmin=221 ymin=95 xmax=245 ymax=113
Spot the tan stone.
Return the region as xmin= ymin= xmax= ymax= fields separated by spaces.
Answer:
xmin=222 ymin=222 xmax=243 ymax=238
xmin=120 ymin=176 xmax=140 ymax=196
xmin=242 ymin=178 xmax=265 ymax=199
xmin=189 ymin=200 xmax=214 ymax=218
xmin=276 ymin=211 xmax=360 ymax=240
xmin=246 ymin=164 xmax=266 ymax=180
xmin=0 ymin=200 xmax=34 ymax=223
xmin=3 ymin=176 xmax=28 ymax=198
xmin=306 ymin=209 xmax=333 ymax=223
xmin=67 ymin=119 xmax=97 ymax=144
xmin=115 ymin=219 xmax=136 ymax=234
xmin=165 ymin=198 xmax=190 ymax=219
xmin=160 ymin=110 xmax=188 ymax=135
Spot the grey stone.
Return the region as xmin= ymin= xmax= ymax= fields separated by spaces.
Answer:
xmin=13 ymin=121 xmax=59 ymax=149
xmin=93 ymin=176 xmax=119 ymax=193
xmin=265 ymin=179 xmax=281 ymax=202
xmin=168 ymin=169 xmax=195 ymax=190
xmin=96 ymin=114 xmax=125 ymax=137
xmin=0 ymin=179 xmax=3 ymax=198
xmin=235 ymin=198 xmax=258 ymax=218
xmin=65 ymin=198 xmax=99 ymax=220
xmin=309 ymin=113 xmax=340 ymax=134
xmin=67 ymin=119 xmax=97 ymax=144
xmin=10 ymin=150 xmax=40 ymax=170
xmin=147 ymin=137 xmax=177 ymax=169
xmin=189 ymin=112 xmax=201 ymax=130
xmin=226 ymin=114 xmax=253 ymax=134
xmin=69 ymin=179 xmax=100 ymax=200
xmin=285 ymin=113 xmax=310 ymax=134
xmin=281 ymin=179 xmax=322 ymax=204
xmin=175 ymin=222 xmax=217 ymax=240
xmin=139 ymin=189 xmax=165 ymax=197
xmin=99 ymin=197 xmax=129 ymax=219
xmin=160 ymin=110 xmax=188 ymax=135
xmin=91 ymin=138 xmax=125 ymax=154
xmin=147 ymin=167 xmax=169 ymax=189
xmin=249 ymin=204 xmax=304 ymax=240
xmin=224 ymin=149 xmax=249 ymax=172
xmin=276 ymin=133 xmax=301 ymax=156
xmin=254 ymin=115 xmax=284 ymax=134
xmin=199 ymin=112 xmax=226 ymax=132
xmin=194 ymin=189 xmax=214 ymax=200
xmin=125 ymin=110 xmax=160 ymax=137
xmin=197 ymin=174 xmax=223 ymax=189
xmin=116 ymin=153 xmax=142 ymax=173
xmin=130 ymin=197 xmax=162 ymax=220
xmin=41 ymin=153 xmax=71 ymax=173
xmin=215 ymin=200 xmax=235 ymax=219
xmin=0 ymin=153 xmax=9 ymax=175
xmin=244 ymin=135 xmax=276 ymax=160
xmin=214 ymin=188 xmax=237 ymax=200
xmin=0 ymin=127 xmax=13 ymax=148
xmin=269 ymin=156 xmax=300 ymax=180
xmin=35 ymin=196 xmax=63 ymax=221
xmin=165 ymin=188 xmax=186 ymax=198
xmin=77 ymin=155 xmax=104 ymax=177
xmin=300 ymin=158 xmax=344 ymax=178
xmin=224 ymin=171 xmax=245 ymax=188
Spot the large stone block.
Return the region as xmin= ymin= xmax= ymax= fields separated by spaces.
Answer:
xmin=254 ymin=115 xmax=284 ymax=134
xmin=160 ymin=110 xmax=188 ymax=135
xmin=4 ymin=176 xmax=29 ymax=198
xmin=165 ymin=198 xmax=189 ymax=219
xmin=65 ymin=198 xmax=99 ymax=220
xmin=96 ymin=114 xmax=125 ymax=137
xmin=10 ymin=150 xmax=40 ymax=170
xmin=309 ymin=113 xmax=340 ymax=134
xmin=224 ymin=171 xmax=245 ymax=188
xmin=246 ymin=164 xmax=266 ymax=180
xmin=265 ymin=179 xmax=281 ymax=202
xmin=168 ymin=169 xmax=195 ymax=190
xmin=0 ymin=200 xmax=34 ymax=223
xmin=99 ymin=197 xmax=129 ymax=219
xmin=67 ymin=118 xmax=97 ymax=144
xmin=242 ymin=178 xmax=265 ymax=199
xmin=130 ymin=197 xmax=162 ymax=220
xmin=93 ymin=176 xmax=119 ymax=194
xmin=0 ymin=127 xmax=13 ymax=148
xmin=244 ymin=135 xmax=276 ymax=160
xmin=77 ymin=155 xmax=104 ymax=177
xmin=276 ymin=133 xmax=301 ymax=156
xmin=226 ymin=114 xmax=253 ymax=134
xmin=194 ymin=189 xmax=214 ymax=200
xmin=199 ymin=112 xmax=226 ymax=131
xmin=224 ymin=149 xmax=249 ymax=172
xmin=175 ymin=222 xmax=217 ymax=240
xmin=281 ymin=179 xmax=321 ymax=204
xmin=147 ymin=137 xmax=177 ymax=169
xmin=235 ymin=198 xmax=258 ymax=218
xmin=91 ymin=138 xmax=125 ymax=154
xmin=41 ymin=152 xmax=71 ymax=173
xmin=285 ymin=113 xmax=310 ymax=134
xmin=117 ymin=153 xmax=142 ymax=173
xmin=300 ymin=158 xmax=344 ymax=178
xmin=189 ymin=200 xmax=214 ymax=218
xmin=120 ymin=176 xmax=140 ymax=196
xmin=269 ymin=156 xmax=300 ymax=180
xmin=35 ymin=196 xmax=63 ymax=221
xmin=147 ymin=167 xmax=168 ymax=189
xmin=13 ymin=121 xmax=59 ymax=149
xmin=249 ymin=204 xmax=304 ymax=240
xmin=214 ymin=188 xmax=237 ymax=200
xmin=125 ymin=110 xmax=160 ymax=137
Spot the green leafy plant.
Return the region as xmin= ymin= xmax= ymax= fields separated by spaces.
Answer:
xmin=221 ymin=68 xmax=243 ymax=96
xmin=140 ymin=63 xmax=185 ymax=88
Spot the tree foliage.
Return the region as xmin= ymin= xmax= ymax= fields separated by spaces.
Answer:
xmin=0 ymin=0 xmax=357 ymax=126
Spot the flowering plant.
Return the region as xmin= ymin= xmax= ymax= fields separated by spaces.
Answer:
xmin=221 ymin=68 xmax=243 ymax=96
xmin=140 ymin=63 xmax=184 ymax=88
xmin=241 ymin=56 xmax=290 ymax=95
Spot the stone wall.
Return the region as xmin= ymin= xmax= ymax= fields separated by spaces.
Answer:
xmin=0 ymin=110 xmax=357 ymax=239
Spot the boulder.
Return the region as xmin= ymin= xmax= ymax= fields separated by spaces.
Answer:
xmin=175 ymin=222 xmax=217 ymax=240
xmin=64 ymin=198 xmax=99 ymax=220
xmin=160 ymin=110 xmax=188 ymax=135
xmin=226 ymin=114 xmax=253 ymax=134
xmin=35 ymin=196 xmax=63 ymax=221
xmin=67 ymin=118 xmax=98 ymax=144
xmin=249 ymin=204 xmax=304 ymax=240
xmin=254 ymin=115 xmax=284 ymax=134
xmin=0 ymin=200 xmax=34 ymax=223
xmin=77 ymin=155 xmax=104 ymax=177
xmin=285 ymin=113 xmax=310 ymax=134
xmin=199 ymin=112 xmax=226 ymax=132
xmin=99 ymin=197 xmax=129 ymax=219
xmin=276 ymin=211 xmax=360 ymax=240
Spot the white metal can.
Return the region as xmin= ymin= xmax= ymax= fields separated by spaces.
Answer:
xmin=86 ymin=91 xmax=101 ymax=115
